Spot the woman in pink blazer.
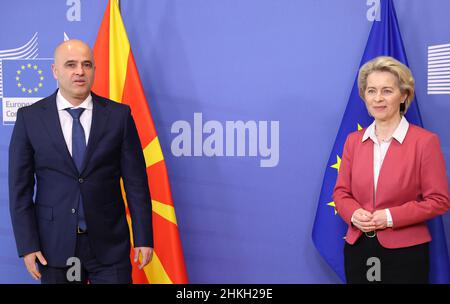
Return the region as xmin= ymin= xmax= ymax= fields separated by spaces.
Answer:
xmin=334 ymin=56 xmax=450 ymax=284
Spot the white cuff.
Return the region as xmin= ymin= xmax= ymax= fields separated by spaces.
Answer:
xmin=351 ymin=211 xmax=356 ymax=225
xmin=385 ymin=209 xmax=393 ymax=227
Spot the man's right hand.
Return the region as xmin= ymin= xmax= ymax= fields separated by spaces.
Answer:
xmin=24 ymin=251 xmax=47 ymax=280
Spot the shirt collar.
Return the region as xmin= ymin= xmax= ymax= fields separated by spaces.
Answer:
xmin=362 ymin=116 xmax=409 ymax=144
xmin=56 ymin=90 xmax=93 ymax=111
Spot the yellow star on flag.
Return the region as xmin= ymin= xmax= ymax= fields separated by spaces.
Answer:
xmin=330 ymin=155 xmax=341 ymax=172
xmin=327 ymin=201 xmax=337 ymax=215
xmin=357 ymin=123 xmax=363 ymax=131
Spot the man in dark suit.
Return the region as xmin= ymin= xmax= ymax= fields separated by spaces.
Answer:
xmin=9 ymin=39 xmax=153 ymax=283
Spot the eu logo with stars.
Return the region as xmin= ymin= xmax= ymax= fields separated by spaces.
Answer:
xmin=1 ymin=59 xmax=56 ymax=124
xmin=15 ymin=63 xmax=45 ymax=95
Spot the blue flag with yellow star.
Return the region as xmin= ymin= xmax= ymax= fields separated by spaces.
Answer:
xmin=1 ymin=58 xmax=55 ymax=124
xmin=312 ymin=0 xmax=450 ymax=283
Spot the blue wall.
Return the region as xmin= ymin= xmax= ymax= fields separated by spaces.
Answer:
xmin=0 ymin=0 xmax=449 ymax=283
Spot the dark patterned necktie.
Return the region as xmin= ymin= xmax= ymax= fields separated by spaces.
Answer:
xmin=66 ymin=108 xmax=87 ymax=230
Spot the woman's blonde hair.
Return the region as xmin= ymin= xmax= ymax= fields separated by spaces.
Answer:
xmin=358 ymin=56 xmax=415 ymax=114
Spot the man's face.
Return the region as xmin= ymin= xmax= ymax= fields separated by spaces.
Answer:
xmin=52 ymin=41 xmax=95 ymax=104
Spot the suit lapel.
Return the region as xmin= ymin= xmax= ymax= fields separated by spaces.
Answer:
xmin=39 ymin=91 xmax=78 ymax=175
xmin=80 ymin=93 xmax=110 ymax=175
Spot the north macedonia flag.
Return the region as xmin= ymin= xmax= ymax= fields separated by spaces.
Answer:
xmin=92 ymin=0 xmax=188 ymax=284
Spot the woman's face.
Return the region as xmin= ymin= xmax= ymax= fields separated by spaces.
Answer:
xmin=364 ymin=71 xmax=407 ymax=123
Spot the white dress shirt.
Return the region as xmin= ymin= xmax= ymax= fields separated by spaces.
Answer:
xmin=56 ymin=90 xmax=93 ymax=156
xmin=361 ymin=116 xmax=410 ymax=228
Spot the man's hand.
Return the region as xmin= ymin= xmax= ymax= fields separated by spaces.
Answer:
xmin=351 ymin=208 xmax=376 ymax=233
xmin=134 ymin=247 xmax=154 ymax=270
xmin=371 ymin=209 xmax=388 ymax=230
xmin=24 ymin=251 xmax=47 ymax=280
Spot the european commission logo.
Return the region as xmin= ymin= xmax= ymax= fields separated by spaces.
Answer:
xmin=0 ymin=33 xmax=57 ymax=124
xmin=427 ymin=43 xmax=450 ymax=95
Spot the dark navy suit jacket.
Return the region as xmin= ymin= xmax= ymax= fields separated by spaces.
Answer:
xmin=9 ymin=90 xmax=153 ymax=267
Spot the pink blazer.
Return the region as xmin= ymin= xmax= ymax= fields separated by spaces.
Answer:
xmin=334 ymin=124 xmax=450 ymax=248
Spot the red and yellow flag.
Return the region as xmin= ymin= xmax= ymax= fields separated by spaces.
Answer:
xmin=92 ymin=0 xmax=188 ymax=284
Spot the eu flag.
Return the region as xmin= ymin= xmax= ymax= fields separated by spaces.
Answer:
xmin=1 ymin=58 xmax=55 ymax=124
xmin=312 ymin=0 xmax=450 ymax=283
xmin=1 ymin=59 xmax=55 ymax=98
